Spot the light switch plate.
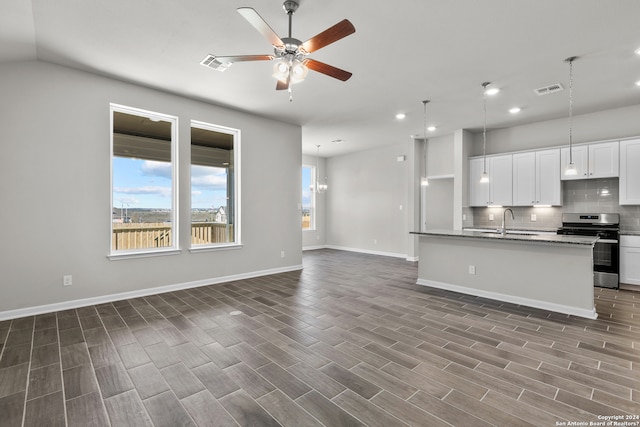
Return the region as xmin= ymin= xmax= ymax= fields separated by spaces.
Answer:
xmin=531 ymin=214 xmax=537 ymax=221
xmin=489 ymin=214 xmax=494 ymax=221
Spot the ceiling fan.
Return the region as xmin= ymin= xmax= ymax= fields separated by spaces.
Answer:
xmin=201 ymin=0 xmax=355 ymax=91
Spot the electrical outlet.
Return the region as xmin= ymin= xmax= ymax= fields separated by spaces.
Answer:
xmin=63 ymin=275 xmax=72 ymax=286
xmin=468 ymin=265 xmax=476 ymax=275
xmin=463 ymin=214 xmax=467 ymax=221
xmin=399 ymin=204 xmax=403 ymax=210
xmin=373 ymin=239 xmax=377 ymax=245
xmin=489 ymin=214 xmax=494 ymax=221
xmin=316 ymin=235 xmax=320 ymax=240
xmin=280 ymin=250 xmax=285 ymax=258
xmin=531 ymin=214 xmax=537 ymax=222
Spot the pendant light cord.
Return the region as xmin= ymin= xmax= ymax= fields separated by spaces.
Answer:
xmin=568 ymin=58 xmax=574 ymax=164
xmin=482 ymin=84 xmax=488 ymax=173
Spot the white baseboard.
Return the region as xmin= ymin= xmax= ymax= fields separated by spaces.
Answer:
xmin=0 ymin=264 xmax=303 ymax=321
xmin=302 ymin=245 xmax=329 ymax=251
xmin=325 ymin=245 xmax=408 ymax=260
xmin=417 ymin=278 xmax=598 ymax=320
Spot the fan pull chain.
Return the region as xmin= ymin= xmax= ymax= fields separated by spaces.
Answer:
xmin=288 ymin=86 xmax=293 ymax=102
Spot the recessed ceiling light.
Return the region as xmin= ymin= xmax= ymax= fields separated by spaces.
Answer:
xmin=635 ymin=47 xmax=640 ymax=55
xmin=427 ymin=126 xmax=436 ymax=132
xmin=509 ymin=107 xmax=521 ymax=114
xmin=395 ymin=113 xmax=406 ymax=119
xmin=635 ymin=80 xmax=640 ymax=87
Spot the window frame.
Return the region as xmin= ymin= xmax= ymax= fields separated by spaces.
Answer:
xmin=108 ymin=103 xmax=180 ymax=260
xmin=189 ymin=119 xmax=242 ymax=252
xmin=302 ymin=164 xmax=316 ymax=231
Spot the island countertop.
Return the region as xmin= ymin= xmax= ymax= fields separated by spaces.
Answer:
xmin=411 ymin=229 xmax=598 ymax=246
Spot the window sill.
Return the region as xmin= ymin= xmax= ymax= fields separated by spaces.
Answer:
xmin=189 ymin=243 xmax=244 ymax=253
xmin=108 ymin=248 xmax=182 ymax=261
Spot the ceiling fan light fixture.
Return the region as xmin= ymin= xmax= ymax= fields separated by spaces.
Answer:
xmin=290 ymin=60 xmax=308 ymax=83
xmin=273 ymin=60 xmax=290 ymax=81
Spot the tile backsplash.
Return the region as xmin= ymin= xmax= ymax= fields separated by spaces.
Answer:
xmin=471 ymin=178 xmax=640 ymax=232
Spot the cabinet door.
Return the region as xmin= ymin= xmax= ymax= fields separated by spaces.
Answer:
xmin=621 ymin=247 xmax=640 ymax=285
xmin=560 ymin=145 xmax=588 ymax=180
xmin=589 ymin=141 xmax=619 ymax=178
xmin=469 ymin=157 xmax=489 ymax=206
xmin=489 ymin=155 xmax=512 ymax=206
xmin=620 ymin=139 xmax=640 ymax=205
xmin=512 ymin=152 xmax=536 ymax=206
xmin=536 ymin=149 xmax=561 ymax=205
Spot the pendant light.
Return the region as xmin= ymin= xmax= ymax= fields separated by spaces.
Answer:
xmin=310 ymin=145 xmax=327 ymax=193
xmin=479 ymin=82 xmax=490 ymax=183
xmin=421 ymin=100 xmax=430 ymax=187
xmin=564 ymin=56 xmax=578 ymax=176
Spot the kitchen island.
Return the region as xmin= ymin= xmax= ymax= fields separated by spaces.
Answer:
xmin=411 ymin=230 xmax=599 ymax=319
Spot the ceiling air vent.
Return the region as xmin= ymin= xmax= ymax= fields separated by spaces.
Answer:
xmin=200 ymin=55 xmax=231 ymax=72
xmin=534 ymin=83 xmax=564 ymax=96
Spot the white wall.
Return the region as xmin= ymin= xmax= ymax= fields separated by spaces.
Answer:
xmin=302 ymin=153 xmax=327 ymax=249
xmin=426 ymin=134 xmax=454 ymax=177
xmin=471 ymin=104 xmax=640 ymax=156
xmin=0 ymin=61 xmax=302 ymax=315
xmin=326 ymin=143 xmax=410 ymax=257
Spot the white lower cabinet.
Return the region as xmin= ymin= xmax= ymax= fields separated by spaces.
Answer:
xmin=621 ymin=236 xmax=640 ymax=286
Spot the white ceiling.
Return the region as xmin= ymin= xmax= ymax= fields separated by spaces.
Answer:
xmin=2 ymin=0 xmax=640 ymax=157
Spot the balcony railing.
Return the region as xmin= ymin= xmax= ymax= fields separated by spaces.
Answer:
xmin=112 ymin=222 xmax=233 ymax=250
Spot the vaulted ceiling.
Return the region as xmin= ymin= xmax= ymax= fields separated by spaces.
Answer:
xmin=2 ymin=0 xmax=640 ymax=157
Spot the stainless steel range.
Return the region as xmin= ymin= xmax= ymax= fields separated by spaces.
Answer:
xmin=557 ymin=213 xmax=620 ymax=289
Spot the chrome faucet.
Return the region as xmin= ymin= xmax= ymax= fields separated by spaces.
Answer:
xmin=500 ymin=208 xmax=515 ymax=235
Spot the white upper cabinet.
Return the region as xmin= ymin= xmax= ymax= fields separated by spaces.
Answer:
xmin=469 ymin=157 xmax=489 ymax=207
xmin=560 ymin=145 xmax=588 ymax=179
xmin=620 ymin=138 xmax=640 ymax=205
xmin=469 ymin=154 xmax=512 ymax=206
xmin=513 ymin=149 xmax=561 ymax=206
xmin=561 ymin=141 xmax=619 ymax=180
xmin=536 ymin=149 xmax=562 ymax=205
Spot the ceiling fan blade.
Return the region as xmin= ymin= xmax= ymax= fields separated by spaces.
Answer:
xmin=212 ymin=55 xmax=274 ymax=63
xmin=237 ymin=8 xmax=285 ymax=48
xmin=301 ymin=19 xmax=355 ymax=53
xmin=305 ymin=59 xmax=352 ymax=81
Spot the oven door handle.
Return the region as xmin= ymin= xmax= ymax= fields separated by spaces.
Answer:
xmin=597 ymin=239 xmax=618 ymax=244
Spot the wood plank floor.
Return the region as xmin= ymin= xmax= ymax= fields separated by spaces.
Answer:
xmin=1 ymin=248 xmax=639 ymax=426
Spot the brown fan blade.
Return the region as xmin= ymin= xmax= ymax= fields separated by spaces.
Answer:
xmin=305 ymin=59 xmax=352 ymax=81
xmin=213 ymin=55 xmax=274 ymax=63
xmin=276 ymin=78 xmax=289 ymax=91
xmin=301 ymin=19 xmax=355 ymax=53
xmin=237 ymin=8 xmax=285 ymax=48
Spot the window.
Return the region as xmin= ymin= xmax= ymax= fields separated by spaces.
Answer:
xmin=302 ymin=165 xmax=315 ymax=230
xmin=190 ymin=120 xmax=240 ymax=248
xmin=110 ymin=104 xmax=178 ymax=255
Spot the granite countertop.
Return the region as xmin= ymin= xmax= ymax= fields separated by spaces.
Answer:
xmin=411 ymin=229 xmax=598 ymax=246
